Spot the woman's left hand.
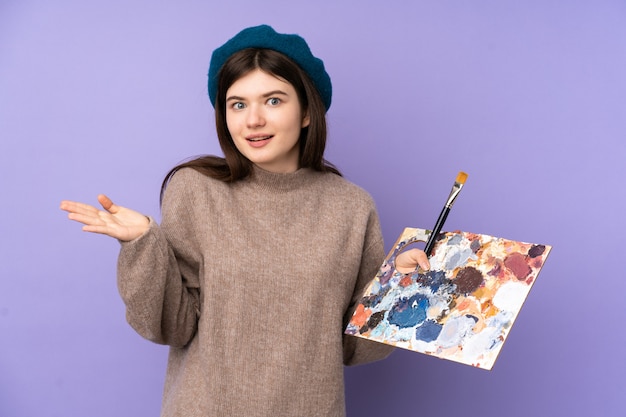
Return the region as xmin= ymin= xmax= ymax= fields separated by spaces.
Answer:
xmin=395 ymin=248 xmax=430 ymax=274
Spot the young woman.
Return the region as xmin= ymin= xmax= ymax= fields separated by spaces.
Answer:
xmin=61 ymin=25 xmax=428 ymax=417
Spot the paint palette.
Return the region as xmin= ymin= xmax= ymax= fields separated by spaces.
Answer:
xmin=346 ymin=228 xmax=551 ymax=370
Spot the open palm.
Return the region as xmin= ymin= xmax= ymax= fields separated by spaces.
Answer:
xmin=60 ymin=194 xmax=150 ymax=242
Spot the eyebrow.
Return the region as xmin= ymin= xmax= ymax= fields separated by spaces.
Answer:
xmin=226 ymin=90 xmax=289 ymax=102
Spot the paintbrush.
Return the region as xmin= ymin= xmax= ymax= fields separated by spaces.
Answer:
xmin=424 ymin=171 xmax=468 ymax=257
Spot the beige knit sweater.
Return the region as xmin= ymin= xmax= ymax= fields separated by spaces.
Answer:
xmin=117 ymin=166 xmax=393 ymax=417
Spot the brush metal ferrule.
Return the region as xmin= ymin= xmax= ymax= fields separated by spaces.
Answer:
xmin=445 ymin=182 xmax=464 ymax=209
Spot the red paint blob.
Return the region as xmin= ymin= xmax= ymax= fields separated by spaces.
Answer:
xmin=504 ymin=252 xmax=532 ymax=280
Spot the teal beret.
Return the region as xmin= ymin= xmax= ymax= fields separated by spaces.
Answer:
xmin=208 ymin=25 xmax=332 ymax=111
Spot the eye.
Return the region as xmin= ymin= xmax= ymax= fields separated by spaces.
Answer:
xmin=231 ymin=102 xmax=246 ymax=110
xmin=267 ymin=97 xmax=281 ymax=106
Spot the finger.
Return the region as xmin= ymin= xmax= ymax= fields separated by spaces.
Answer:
xmin=411 ymin=249 xmax=430 ymax=270
xmin=60 ymin=200 xmax=101 ymax=216
xmin=407 ymin=249 xmax=429 ymax=271
xmin=82 ymin=224 xmax=113 ymax=235
xmin=414 ymin=250 xmax=430 ymax=271
xmin=97 ymin=194 xmax=117 ymax=213
xmin=67 ymin=211 xmax=106 ymax=227
xmin=396 ymin=249 xmax=430 ymax=272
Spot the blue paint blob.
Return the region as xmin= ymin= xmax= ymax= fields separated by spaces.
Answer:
xmin=361 ymin=285 xmax=391 ymax=308
xmin=417 ymin=269 xmax=448 ymax=291
xmin=415 ymin=320 xmax=443 ymax=342
xmin=388 ymin=294 xmax=428 ymax=328
xmin=448 ymin=234 xmax=463 ymax=245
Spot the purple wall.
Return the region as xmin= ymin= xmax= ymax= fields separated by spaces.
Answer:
xmin=1 ymin=1 xmax=624 ymax=416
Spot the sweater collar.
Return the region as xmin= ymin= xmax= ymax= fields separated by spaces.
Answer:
xmin=246 ymin=165 xmax=315 ymax=192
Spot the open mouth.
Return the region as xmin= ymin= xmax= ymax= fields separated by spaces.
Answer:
xmin=248 ymin=136 xmax=273 ymax=142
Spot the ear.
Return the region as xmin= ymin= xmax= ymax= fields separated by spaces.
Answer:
xmin=301 ymin=111 xmax=310 ymax=128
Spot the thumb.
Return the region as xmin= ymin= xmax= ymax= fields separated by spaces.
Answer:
xmin=97 ymin=194 xmax=117 ymax=213
xmin=396 ymin=248 xmax=430 ymax=273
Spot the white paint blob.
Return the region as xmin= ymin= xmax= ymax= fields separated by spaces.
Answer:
xmin=437 ymin=315 xmax=476 ymax=348
xmin=462 ymin=327 xmax=501 ymax=362
xmin=492 ymin=281 xmax=530 ymax=312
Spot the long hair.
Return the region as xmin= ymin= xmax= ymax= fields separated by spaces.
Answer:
xmin=160 ymin=48 xmax=340 ymax=203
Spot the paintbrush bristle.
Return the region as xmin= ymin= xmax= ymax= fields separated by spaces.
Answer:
xmin=456 ymin=171 xmax=468 ymax=184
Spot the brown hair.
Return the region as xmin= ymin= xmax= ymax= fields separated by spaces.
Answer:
xmin=160 ymin=48 xmax=340 ymax=203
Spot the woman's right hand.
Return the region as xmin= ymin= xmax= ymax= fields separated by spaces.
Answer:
xmin=60 ymin=194 xmax=150 ymax=242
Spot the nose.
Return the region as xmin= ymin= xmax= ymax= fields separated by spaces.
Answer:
xmin=246 ymin=105 xmax=265 ymax=128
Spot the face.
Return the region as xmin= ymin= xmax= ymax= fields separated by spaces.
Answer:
xmin=225 ymin=69 xmax=310 ymax=173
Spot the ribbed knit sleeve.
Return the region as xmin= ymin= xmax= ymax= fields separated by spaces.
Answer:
xmin=342 ymin=203 xmax=395 ymax=366
xmin=116 ymin=171 xmax=201 ymax=347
